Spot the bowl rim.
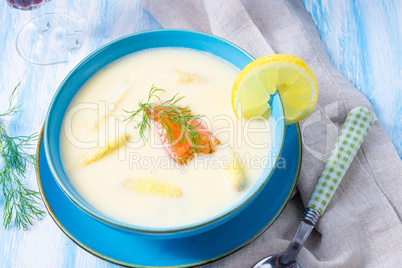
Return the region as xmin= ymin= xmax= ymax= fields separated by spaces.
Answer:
xmin=43 ymin=29 xmax=285 ymax=235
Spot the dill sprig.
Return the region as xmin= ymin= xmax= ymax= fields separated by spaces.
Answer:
xmin=0 ymin=84 xmax=45 ymax=230
xmin=0 ymin=83 xmax=21 ymax=117
xmin=125 ymin=85 xmax=205 ymax=147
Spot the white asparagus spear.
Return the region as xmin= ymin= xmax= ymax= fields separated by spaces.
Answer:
xmin=124 ymin=179 xmax=183 ymax=197
xmin=223 ymin=147 xmax=245 ymax=191
xmin=86 ymin=77 xmax=135 ymax=130
xmin=78 ymin=133 xmax=128 ymax=165
xmin=174 ymin=70 xmax=203 ymax=84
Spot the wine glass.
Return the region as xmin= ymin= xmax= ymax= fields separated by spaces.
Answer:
xmin=6 ymin=0 xmax=84 ymax=65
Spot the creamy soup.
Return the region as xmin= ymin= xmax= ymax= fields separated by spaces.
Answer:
xmin=60 ymin=48 xmax=273 ymax=228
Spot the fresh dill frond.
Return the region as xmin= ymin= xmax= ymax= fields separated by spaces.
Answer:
xmin=0 ymin=84 xmax=45 ymax=230
xmin=0 ymin=82 xmax=21 ymax=117
xmin=124 ymin=85 xmax=205 ymax=147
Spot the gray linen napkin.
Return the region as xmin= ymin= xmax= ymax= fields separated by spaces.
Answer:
xmin=139 ymin=0 xmax=402 ymax=267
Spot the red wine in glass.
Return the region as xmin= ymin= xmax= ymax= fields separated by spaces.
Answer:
xmin=6 ymin=0 xmax=49 ymax=10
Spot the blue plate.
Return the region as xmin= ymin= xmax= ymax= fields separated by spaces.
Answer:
xmin=36 ymin=124 xmax=301 ymax=268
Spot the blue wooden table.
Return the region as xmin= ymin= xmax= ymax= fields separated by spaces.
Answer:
xmin=0 ymin=0 xmax=400 ymax=267
xmin=303 ymin=0 xmax=401 ymax=158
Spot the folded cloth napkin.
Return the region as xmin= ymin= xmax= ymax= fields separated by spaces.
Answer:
xmin=139 ymin=0 xmax=402 ymax=267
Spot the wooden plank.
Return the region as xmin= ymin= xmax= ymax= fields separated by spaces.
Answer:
xmin=302 ymin=0 xmax=402 ymax=157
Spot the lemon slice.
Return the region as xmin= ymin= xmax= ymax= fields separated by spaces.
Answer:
xmin=232 ymin=54 xmax=318 ymax=124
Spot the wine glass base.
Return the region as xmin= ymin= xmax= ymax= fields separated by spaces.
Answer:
xmin=16 ymin=13 xmax=84 ymax=65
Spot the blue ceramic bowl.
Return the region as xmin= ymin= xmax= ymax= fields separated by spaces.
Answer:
xmin=44 ymin=29 xmax=285 ymax=239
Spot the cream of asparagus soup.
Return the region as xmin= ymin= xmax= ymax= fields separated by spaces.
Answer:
xmin=60 ymin=48 xmax=273 ymax=228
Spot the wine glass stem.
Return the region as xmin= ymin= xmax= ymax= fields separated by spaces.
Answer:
xmin=33 ymin=8 xmax=49 ymax=33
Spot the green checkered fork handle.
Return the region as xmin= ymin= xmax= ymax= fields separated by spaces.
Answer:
xmin=307 ymin=107 xmax=374 ymax=215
